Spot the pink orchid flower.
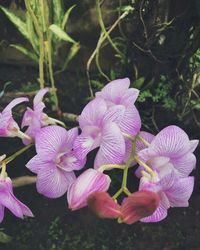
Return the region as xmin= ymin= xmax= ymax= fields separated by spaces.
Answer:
xmin=67 ymin=169 xmax=111 ymax=210
xmin=95 ymin=78 xmax=141 ymax=136
xmin=26 ymin=125 xmax=85 ymax=198
xmin=139 ymin=170 xmax=194 ymax=222
xmin=0 ymin=97 xmax=28 ymax=138
xmin=0 ymin=177 xmax=33 ymax=222
xmin=21 ymin=88 xmax=54 ymax=144
xmin=74 ymin=98 xmax=126 ymax=169
xmin=137 ymin=125 xmax=199 ymax=177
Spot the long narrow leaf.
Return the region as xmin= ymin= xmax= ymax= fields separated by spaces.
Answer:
xmin=10 ymin=44 xmax=38 ymax=63
xmin=49 ymin=24 xmax=76 ymax=44
xmin=61 ymin=42 xmax=80 ymax=72
xmin=53 ymin=0 xmax=64 ymax=27
xmin=62 ymin=4 xmax=76 ymax=29
xmin=26 ymin=11 xmax=39 ymax=55
xmin=0 ymin=6 xmax=30 ymax=41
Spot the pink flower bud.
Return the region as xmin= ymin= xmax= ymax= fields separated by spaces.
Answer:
xmin=87 ymin=192 xmax=121 ymax=219
xmin=120 ymin=190 xmax=160 ymax=224
xmin=67 ymin=169 xmax=111 ymax=210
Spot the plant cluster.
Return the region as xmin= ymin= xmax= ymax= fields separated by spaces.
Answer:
xmin=0 ymin=78 xmax=198 ymax=224
xmin=0 ymin=0 xmax=79 ymax=111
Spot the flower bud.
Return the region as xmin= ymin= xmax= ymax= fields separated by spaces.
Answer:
xmin=120 ymin=190 xmax=160 ymax=224
xmin=87 ymin=192 xmax=121 ymax=219
xmin=67 ymin=169 xmax=111 ymax=210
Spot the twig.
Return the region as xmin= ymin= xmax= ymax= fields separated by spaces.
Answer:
xmin=12 ymin=176 xmax=36 ymax=188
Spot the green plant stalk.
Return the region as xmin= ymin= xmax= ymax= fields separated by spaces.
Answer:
xmin=138 ymin=133 xmax=150 ymax=147
xmin=99 ymin=164 xmax=126 ymax=172
xmin=40 ymin=0 xmax=59 ymax=112
xmin=121 ymin=137 xmax=136 ymax=188
xmin=86 ymin=9 xmax=130 ymax=97
xmin=24 ymin=0 xmax=45 ymax=89
xmin=4 ymin=144 xmax=34 ymax=165
xmin=46 ymin=34 xmax=59 ymax=111
xmin=96 ymin=0 xmax=124 ymax=59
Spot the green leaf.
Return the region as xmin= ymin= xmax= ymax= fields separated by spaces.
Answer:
xmin=25 ymin=11 xmax=39 ymax=54
xmin=0 ymin=231 xmax=12 ymax=243
xmin=62 ymin=4 xmax=76 ymax=29
xmin=10 ymin=44 xmax=38 ymax=62
xmin=132 ymin=77 xmax=145 ymax=89
xmin=53 ymin=0 xmax=64 ymax=27
xmin=61 ymin=42 xmax=80 ymax=71
xmin=0 ymin=6 xmax=29 ymax=41
xmin=49 ymin=24 xmax=76 ymax=44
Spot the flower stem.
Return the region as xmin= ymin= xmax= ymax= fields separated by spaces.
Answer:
xmin=4 ymin=144 xmax=34 ymax=165
xmin=98 ymin=164 xmax=126 ymax=172
xmin=134 ymin=156 xmax=155 ymax=179
xmin=112 ymin=188 xmax=123 ymax=199
xmin=122 ymin=137 xmax=136 ymax=188
xmin=48 ymin=117 xmax=66 ymax=128
xmin=138 ymin=133 xmax=150 ymax=147
xmin=0 ymin=162 xmax=7 ymax=178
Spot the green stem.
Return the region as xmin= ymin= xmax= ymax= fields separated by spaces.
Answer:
xmin=48 ymin=117 xmax=66 ymax=128
xmin=86 ymin=9 xmax=130 ymax=97
xmin=134 ymin=156 xmax=156 ymax=179
xmin=122 ymin=137 xmax=136 ymax=188
xmin=4 ymin=144 xmax=34 ymax=165
xmin=46 ymin=36 xmax=59 ymax=111
xmin=98 ymin=164 xmax=126 ymax=172
xmin=112 ymin=188 xmax=123 ymax=199
xmin=96 ymin=0 xmax=124 ymax=59
xmin=138 ymin=133 xmax=150 ymax=147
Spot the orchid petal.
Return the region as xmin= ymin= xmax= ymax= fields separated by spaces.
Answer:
xmin=118 ymin=105 xmax=141 ymax=137
xmin=78 ymin=98 xmax=107 ymax=128
xmin=151 ymin=125 xmax=191 ymax=158
xmin=67 ymin=169 xmax=111 ymax=210
xmin=33 ymin=88 xmax=49 ymax=108
xmin=121 ymin=88 xmax=139 ymax=106
xmin=121 ymin=191 xmax=160 ymax=224
xmin=166 ymin=176 xmax=194 ymax=207
xmin=189 ymin=140 xmax=199 ymax=153
xmin=61 ymin=127 xmax=78 ymax=152
xmin=102 ymin=105 xmax=125 ymax=125
xmin=21 ymin=107 xmax=34 ymax=128
xmin=0 ymin=205 xmax=5 ymax=223
xmin=88 ymin=192 xmax=121 ymax=219
xmin=95 ymin=78 xmax=130 ymax=104
xmin=3 ymin=97 xmax=29 ymax=114
xmin=36 ymin=165 xmax=75 ymax=198
xmin=171 ymin=153 xmax=196 ymax=177
xmin=140 ymin=193 xmax=169 ymax=222
xmin=35 ymin=125 xmax=68 ymax=156
xmin=94 ymin=122 xmax=125 ymax=169
xmin=136 ymin=131 xmax=155 ymax=152
xmin=60 ymin=152 xmax=86 ymax=171
xmin=26 ymin=154 xmax=52 ymax=173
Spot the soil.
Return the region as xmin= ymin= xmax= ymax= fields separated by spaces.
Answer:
xmin=0 ymin=65 xmax=200 ymax=250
